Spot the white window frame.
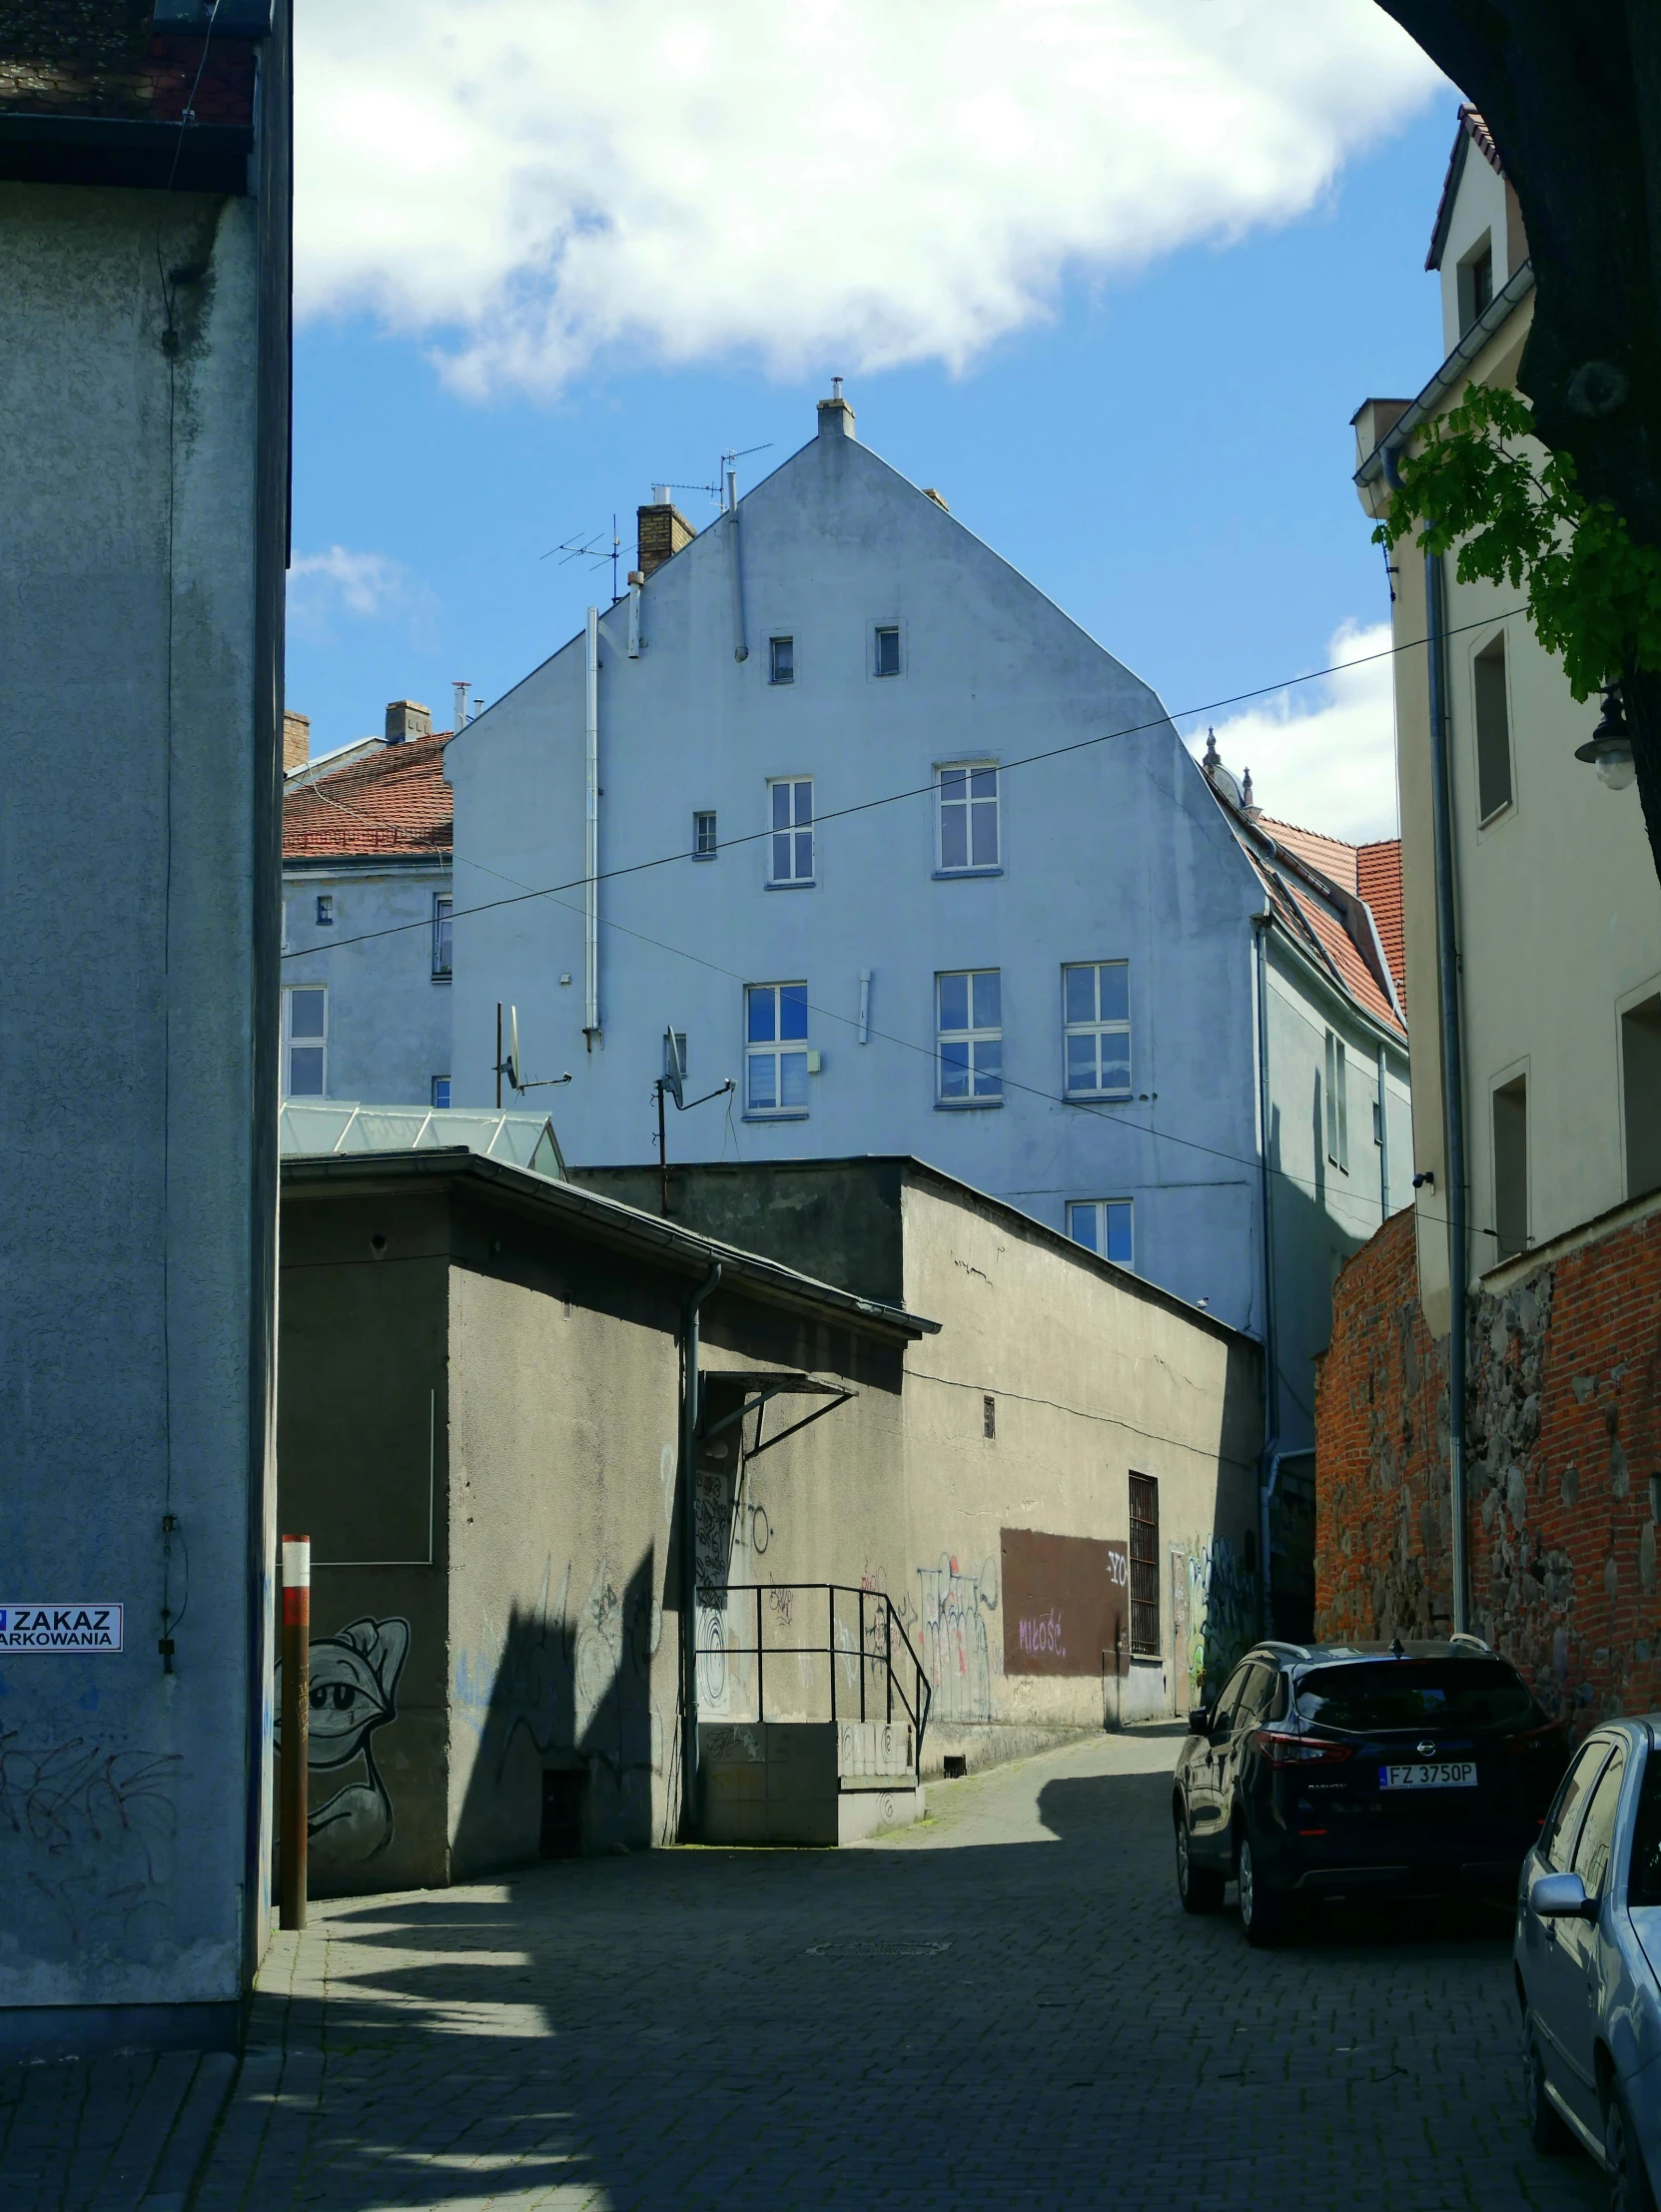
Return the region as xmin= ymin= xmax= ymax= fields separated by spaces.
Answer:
xmin=1324 ymin=1030 xmax=1349 ymax=1172
xmin=767 ymin=778 xmax=814 ymax=887
xmin=282 ymin=984 xmax=328 ymax=1100
xmin=431 ymin=1075 xmax=451 ymax=1109
xmin=315 ymin=893 xmax=334 ymax=927
xmin=936 ymin=969 xmax=1002 ymax=1106
xmin=1067 ymin=1198 xmax=1134 ymax=1268
xmin=431 ymin=893 xmax=452 ymax=981
xmin=745 ymin=982 xmax=810 ymax=1118
xmin=936 ymin=762 xmax=1000 ymax=875
xmin=693 ymin=810 xmax=718 ymax=861
xmin=768 ymin=635 xmax=795 ymax=685
xmin=870 ymin=620 xmax=904 ymax=680
xmin=1063 ymin=961 xmax=1132 ymax=1099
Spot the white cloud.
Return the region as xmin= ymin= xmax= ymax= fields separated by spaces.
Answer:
xmin=287 ymin=546 xmax=439 ymax=644
xmin=1183 ymin=620 xmax=1399 ymax=844
xmin=294 ymin=0 xmax=1440 ymax=397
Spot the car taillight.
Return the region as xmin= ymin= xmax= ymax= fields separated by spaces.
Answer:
xmin=1502 ymin=1719 xmax=1565 ymax=1756
xmin=1254 ymin=1730 xmax=1352 ymax=1766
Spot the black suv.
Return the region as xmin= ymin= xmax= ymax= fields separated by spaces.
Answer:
xmin=1173 ymin=1637 xmax=1568 ymax=1945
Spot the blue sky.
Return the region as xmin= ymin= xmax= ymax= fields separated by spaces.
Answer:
xmin=288 ymin=8 xmax=1457 ymax=841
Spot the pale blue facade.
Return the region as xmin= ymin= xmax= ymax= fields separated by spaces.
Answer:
xmin=443 ymin=394 xmax=1409 ymax=1455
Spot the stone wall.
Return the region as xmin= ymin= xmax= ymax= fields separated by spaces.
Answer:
xmin=1314 ymin=1196 xmax=1661 ymax=1728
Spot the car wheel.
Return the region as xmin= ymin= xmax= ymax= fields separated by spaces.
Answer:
xmin=1238 ymin=1832 xmax=1287 ymax=1947
xmin=1176 ymin=1810 xmax=1224 ymax=1913
xmin=1522 ymin=2030 xmax=1570 ymax=2155
xmin=1605 ymin=2084 xmax=1657 ymax=2212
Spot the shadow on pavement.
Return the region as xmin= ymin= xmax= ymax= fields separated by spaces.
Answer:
xmin=197 ymin=1760 xmax=1598 ymax=2212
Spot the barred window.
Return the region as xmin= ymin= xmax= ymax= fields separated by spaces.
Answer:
xmin=1129 ymin=1472 xmax=1160 ymax=1659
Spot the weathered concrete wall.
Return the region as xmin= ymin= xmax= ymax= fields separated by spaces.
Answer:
xmin=575 ymin=1158 xmax=1263 ymax=1763
xmin=896 ymin=1178 xmax=1262 ymax=1752
xmin=276 ymin=1192 xmax=451 ymax=1895
xmin=0 ymin=163 xmax=284 ymax=2054
xmin=1315 ymin=1194 xmax=1661 ymax=1729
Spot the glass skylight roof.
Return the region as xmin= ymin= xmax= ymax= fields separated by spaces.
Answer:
xmin=279 ymin=1102 xmax=565 ymax=1180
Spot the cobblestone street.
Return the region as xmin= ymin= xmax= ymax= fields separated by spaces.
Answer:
xmin=6 ymin=1728 xmax=1606 ymax=2211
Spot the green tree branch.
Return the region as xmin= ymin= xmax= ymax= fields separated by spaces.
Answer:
xmin=1373 ymin=383 xmax=1661 ymax=702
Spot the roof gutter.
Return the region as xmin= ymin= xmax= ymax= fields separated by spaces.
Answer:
xmin=1355 ymin=260 xmax=1535 ymax=494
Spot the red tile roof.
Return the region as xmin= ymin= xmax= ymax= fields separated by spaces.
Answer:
xmin=1257 ymin=814 xmax=1357 ymax=893
xmin=283 ymin=733 xmax=452 ymax=863
xmin=1356 ymin=840 xmax=1405 ymax=1012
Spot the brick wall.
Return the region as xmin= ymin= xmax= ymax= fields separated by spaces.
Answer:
xmin=1314 ymin=1197 xmax=1661 ymax=1729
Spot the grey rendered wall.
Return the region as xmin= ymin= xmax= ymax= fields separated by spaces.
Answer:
xmin=1262 ymin=948 xmax=1412 ymax=1456
xmin=894 ymin=1179 xmax=1262 ymax=1752
xmin=0 ymin=181 xmax=281 ymax=2046
xmin=440 ymin=1197 xmax=906 ymax=1864
xmin=277 ymin=1192 xmax=452 ymax=1896
xmin=283 ymin=860 xmax=453 ymax=1106
xmin=446 ymin=417 xmax=1267 ymax=1332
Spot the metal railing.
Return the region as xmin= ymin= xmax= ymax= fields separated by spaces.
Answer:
xmin=695 ymin=1583 xmax=932 ymax=1762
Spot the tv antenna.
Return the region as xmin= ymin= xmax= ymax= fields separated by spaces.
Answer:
xmin=494 ymin=1003 xmax=573 ymax=1108
xmin=663 ymin=442 xmax=773 ymax=515
xmin=541 ymin=514 xmax=622 ymax=599
xmin=654 ymin=1025 xmax=734 ymax=1213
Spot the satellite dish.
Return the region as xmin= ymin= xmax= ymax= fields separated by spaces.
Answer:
xmin=662 ymin=1025 xmax=685 ymax=1109
xmin=507 ymin=1006 xmax=522 ymax=1095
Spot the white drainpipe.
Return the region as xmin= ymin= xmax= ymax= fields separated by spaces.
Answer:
xmin=583 ymin=605 xmax=600 ymax=1043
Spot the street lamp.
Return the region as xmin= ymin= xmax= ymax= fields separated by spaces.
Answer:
xmin=1574 ymin=684 xmax=1637 ymax=791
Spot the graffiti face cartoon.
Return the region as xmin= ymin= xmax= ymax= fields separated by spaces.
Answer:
xmin=276 ymin=1616 xmax=409 ymax=1862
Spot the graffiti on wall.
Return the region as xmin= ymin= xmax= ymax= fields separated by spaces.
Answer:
xmin=277 ymin=1615 xmax=410 ymax=1861
xmin=917 ymin=1554 xmax=999 ymax=1724
xmin=0 ymin=1733 xmax=182 ymax=1952
xmin=1175 ymin=1539 xmax=1255 ymax=1707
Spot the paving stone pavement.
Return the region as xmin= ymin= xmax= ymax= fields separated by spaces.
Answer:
xmin=9 ymin=1728 xmax=1611 ymax=2210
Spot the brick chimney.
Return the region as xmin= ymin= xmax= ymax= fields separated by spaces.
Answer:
xmin=816 ymin=376 xmax=855 ymax=439
xmin=636 ymin=486 xmax=697 ymax=581
xmin=385 ymin=699 xmax=431 ymax=744
xmin=283 ymin=709 xmax=310 ymax=771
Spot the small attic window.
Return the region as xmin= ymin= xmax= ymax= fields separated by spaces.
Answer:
xmin=1457 ymin=236 xmax=1494 ymax=336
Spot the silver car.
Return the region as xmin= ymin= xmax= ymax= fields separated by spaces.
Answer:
xmin=1514 ymin=1716 xmax=1661 ymax=2209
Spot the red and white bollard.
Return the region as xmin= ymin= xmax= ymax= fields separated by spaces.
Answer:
xmin=280 ymin=1534 xmax=310 ymax=1931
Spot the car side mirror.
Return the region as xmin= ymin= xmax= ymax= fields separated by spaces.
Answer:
xmin=1530 ymin=1870 xmax=1594 ymax=1920
xmin=1187 ymin=1707 xmax=1213 ymax=1739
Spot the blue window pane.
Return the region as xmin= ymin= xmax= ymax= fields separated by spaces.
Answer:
xmin=1104 ymin=1203 xmax=1134 ymax=1267
xmin=780 ymin=1051 xmax=809 ymax=1108
xmin=939 ymin=973 xmax=968 ymax=1032
xmin=747 ymin=988 xmax=776 ymax=1044
xmin=772 ymin=782 xmax=792 ymax=831
xmin=941 ymin=806 xmax=968 ymax=870
xmin=1067 ymin=1033 xmax=1098 ymax=1089
xmin=972 ymin=971 xmax=1000 ymax=1029
xmin=1101 ymin=1039 xmax=1132 ymax=1092
xmin=779 ymin=984 xmax=808 ymax=1041
xmin=747 ymin=1054 xmax=777 ymax=1110
xmin=1064 ymin=966 xmax=1096 ymax=1025
xmin=1100 ymin=963 xmax=1130 ymax=1024
xmin=794 ymin=782 xmax=812 ymax=825
xmin=971 ymin=804 xmax=998 ymax=866
xmin=794 ymin=829 xmax=813 ymax=879
xmin=940 ymin=1042 xmax=971 ymax=1098
xmin=290 ymin=989 xmax=326 ymax=1040
xmin=876 ymin=626 xmax=900 ymax=676
xmin=1066 ymin=1203 xmax=1097 ymax=1250
xmin=940 ymin=768 xmax=966 ymax=804
xmin=773 ymin=832 xmax=792 ymax=880
xmin=970 ymin=767 xmax=996 ymax=802
xmin=973 ymin=1040 xmax=1003 ymax=1097
xmin=289 ymin=1046 xmax=325 ymax=1097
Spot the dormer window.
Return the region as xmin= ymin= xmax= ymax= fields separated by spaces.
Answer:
xmin=1457 ymin=236 xmax=1494 ymax=335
